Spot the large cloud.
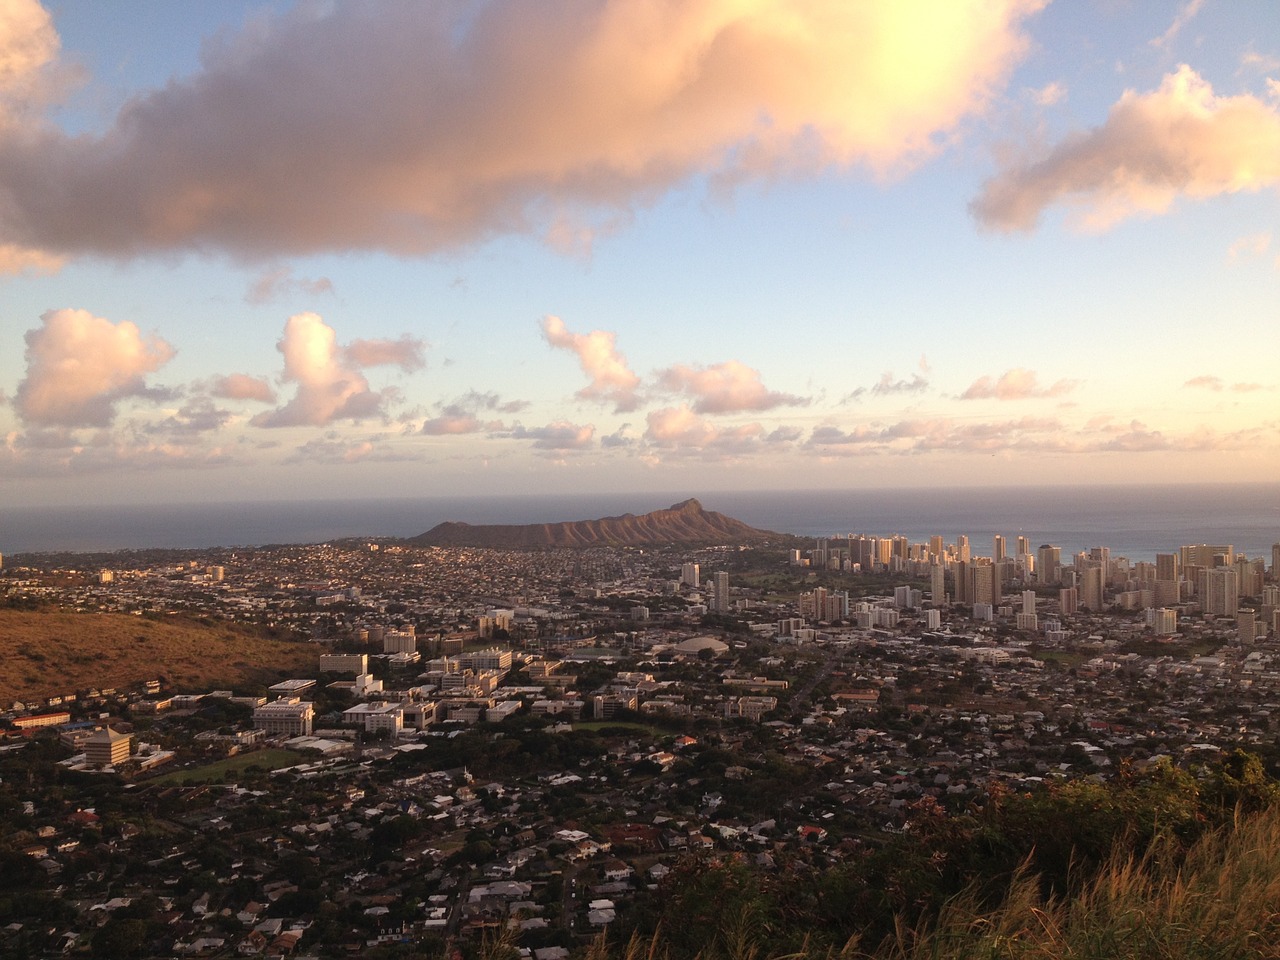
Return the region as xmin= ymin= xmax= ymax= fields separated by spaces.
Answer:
xmin=541 ymin=315 xmax=642 ymax=412
xmin=15 ymin=308 xmax=176 ymax=427
xmin=655 ymin=360 xmax=806 ymax=413
xmin=974 ymin=66 xmax=1280 ymax=231
xmin=251 ymin=312 xmax=423 ymax=428
xmin=0 ymin=0 xmax=60 ymax=117
xmin=0 ymin=0 xmax=1042 ymax=264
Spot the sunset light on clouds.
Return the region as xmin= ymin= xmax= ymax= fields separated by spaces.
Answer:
xmin=1 ymin=0 xmax=1277 ymax=505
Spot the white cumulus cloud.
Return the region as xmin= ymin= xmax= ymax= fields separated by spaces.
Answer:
xmin=15 ymin=307 xmax=175 ymax=427
xmin=252 ymin=313 xmax=421 ymax=428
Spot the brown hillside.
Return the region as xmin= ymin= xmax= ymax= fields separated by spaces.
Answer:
xmin=0 ymin=610 xmax=317 ymax=704
xmin=409 ymin=497 xmax=780 ymax=548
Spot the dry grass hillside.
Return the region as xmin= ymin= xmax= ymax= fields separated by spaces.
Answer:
xmin=0 ymin=610 xmax=318 ymax=703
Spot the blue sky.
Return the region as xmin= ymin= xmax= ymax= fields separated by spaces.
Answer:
xmin=1 ymin=0 xmax=1277 ymax=507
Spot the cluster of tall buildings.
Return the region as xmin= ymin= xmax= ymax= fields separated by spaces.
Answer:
xmin=794 ymin=532 xmax=1280 ymax=634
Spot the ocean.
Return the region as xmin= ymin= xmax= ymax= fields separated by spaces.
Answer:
xmin=1 ymin=483 xmax=1278 ymax=563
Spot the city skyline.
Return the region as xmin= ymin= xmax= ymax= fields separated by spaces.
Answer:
xmin=2 ymin=1 xmax=1279 ymax=508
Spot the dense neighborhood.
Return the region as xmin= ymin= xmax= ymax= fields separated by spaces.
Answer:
xmin=2 ymin=532 xmax=1278 ymax=958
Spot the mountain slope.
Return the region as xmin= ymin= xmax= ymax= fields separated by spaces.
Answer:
xmin=408 ymin=498 xmax=779 ymax=548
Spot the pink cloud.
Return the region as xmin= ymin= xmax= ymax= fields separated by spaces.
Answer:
xmin=252 ymin=313 xmax=416 ymax=428
xmin=245 ymin=266 xmax=335 ymax=304
xmin=541 ymin=315 xmax=641 ymax=413
xmin=15 ymin=308 xmax=175 ymax=427
xmin=960 ymin=368 xmax=1077 ymax=400
xmin=655 ymin=360 xmax=807 ymax=414
xmin=422 ymin=391 xmax=524 ymax=436
xmin=974 ymin=67 xmax=1280 ymax=231
xmin=343 ymin=335 xmax=426 ymax=372
xmin=0 ymin=1 xmax=1042 ymax=263
xmin=1184 ymin=375 xmax=1267 ymax=393
xmin=212 ymin=373 xmax=276 ymax=403
xmin=641 ymin=405 xmax=787 ymax=456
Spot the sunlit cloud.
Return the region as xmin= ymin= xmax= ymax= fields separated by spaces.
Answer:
xmin=641 ymin=405 xmax=786 ymax=456
xmin=251 ymin=312 xmax=420 ymax=428
xmin=0 ymin=0 xmax=68 ymax=119
xmin=655 ymin=360 xmax=807 ymax=414
xmin=212 ymin=373 xmax=276 ymax=404
xmin=960 ymin=368 xmax=1078 ymax=400
xmin=974 ymin=67 xmax=1280 ymax=232
xmin=541 ymin=315 xmax=641 ymax=413
xmin=0 ymin=0 xmax=1043 ymax=264
xmin=15 ymin=308 xmax=176 ymax=427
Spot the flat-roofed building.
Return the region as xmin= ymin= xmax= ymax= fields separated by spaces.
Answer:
xmin=253 ymin=698 xmax=314 ymax=736
xmin=13 ymin=712 xmax=71 ymax=730
xmin=320 ymin=653 xmax=368 ymax=675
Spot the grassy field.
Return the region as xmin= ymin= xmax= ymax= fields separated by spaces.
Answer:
xmin=573 ymin=720 xmax=663 ymax=736
xmin=0 ymin=609 xmax=318 ymax=702
xmin=148 ymin=748 xmax=306 ymax=785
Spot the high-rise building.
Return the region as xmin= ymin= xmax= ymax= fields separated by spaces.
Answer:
xmin=1156 ymin=553 xmax=1179 ymax=583
xmin=1200 ymin=568 xmax=1239 ymax=617
xmin=1022 ymin=590 xmax=1036 ymax=615
xmin=929 ymin=535 xmax=945 ymax=561
xmin=1059 ymin=587 xmax=1079 ymax=616
xmin=680 ymin=563 xmax=700 ymax=588
xmin=1148 ymin=608 xmax=1178 ymax=635
xmin=1080 ymin=565 xmax=1104 ymax=611
xmin=969 ymin=561 xmax=997 ymax=609
xmin=930 ymin=563 xmax=946 ymax=606
xmin=1238 ymin=611 xmax=1257 ymax=643
xmin=993 ymin=535 xmax=1006 ymax=563
xmin=714 ymin=571 xmax=731 ymax=613
xmin=1016 ymin=536 xmax=1031 ymax=558
xmin=956 ymin=535 xmax=971 ymax=563
xmin=1038 ymin=545 xmax=1062 ymax=585
xmin=1272 ymin=543 xmax=1280 ymax=579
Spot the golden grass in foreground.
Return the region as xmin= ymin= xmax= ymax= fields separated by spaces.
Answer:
xmin=0 ymin=609 xmax=317 ymax=702
xmin=883 ymin=806 xmax=1280 ymax=960
xmin=583 ymin=806 xmax=1280 ymax=960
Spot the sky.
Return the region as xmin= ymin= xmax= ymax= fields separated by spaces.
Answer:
xmin=1 ymin=0 xmax=1278 ymax=508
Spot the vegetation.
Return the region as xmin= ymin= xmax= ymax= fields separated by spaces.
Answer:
xmin=0 ymin=609 xmax=315 ymax=701
xmin=603 ymin=752 xmax=1280 ymax=960
xmin=147 ymin=748 xmax=307 ymax=785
